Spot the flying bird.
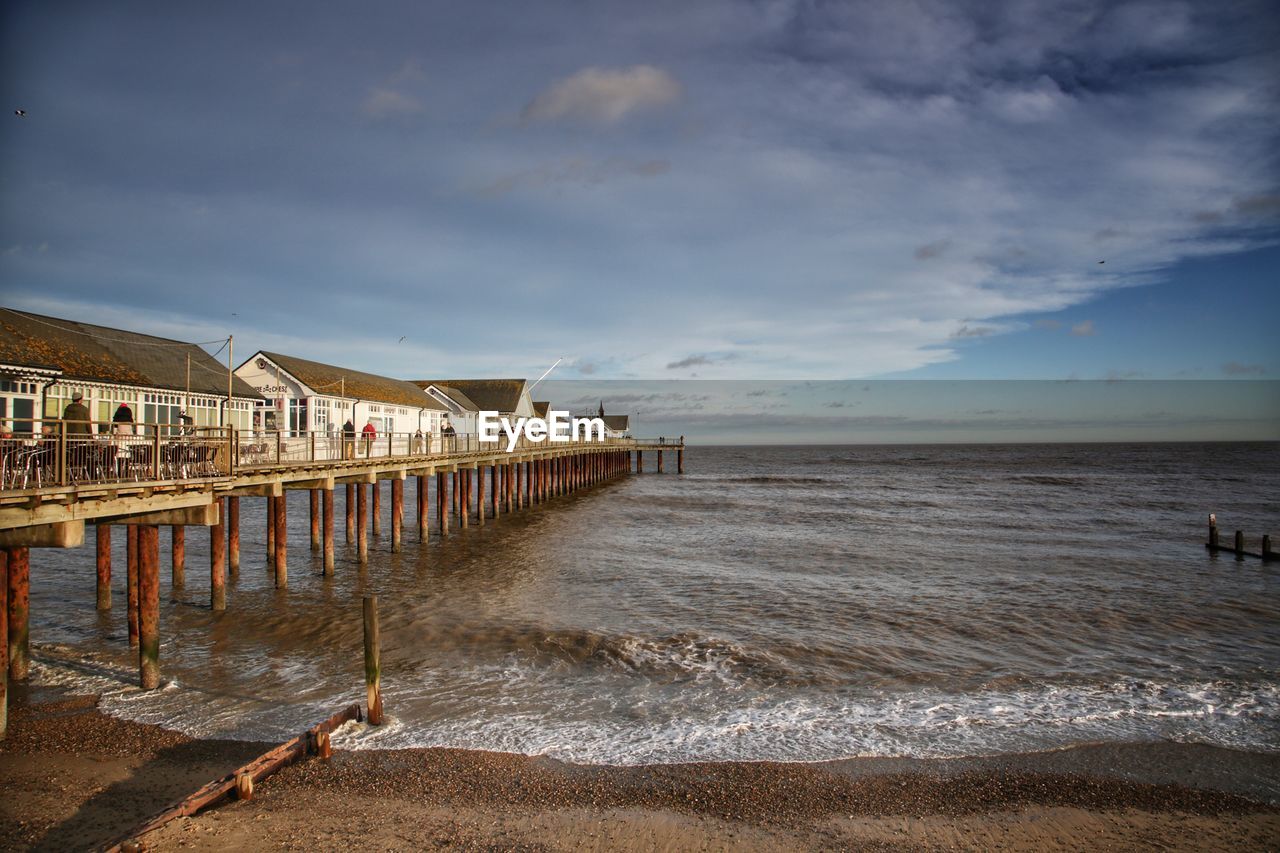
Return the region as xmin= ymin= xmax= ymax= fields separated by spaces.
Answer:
xmin=14 ymin=109 xmax=26 ymax=118
xmin=1098 ymin=260 xmax=1106 ymax=264
xmin=398 ymin=336 xmax=406 ymax=343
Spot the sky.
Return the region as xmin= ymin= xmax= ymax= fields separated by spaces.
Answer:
xmin=1 ymin=0 xmax=1278 ymax=387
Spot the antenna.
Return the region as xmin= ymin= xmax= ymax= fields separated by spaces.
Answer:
xmin=527 ymin=357 xmax=563 ymax=394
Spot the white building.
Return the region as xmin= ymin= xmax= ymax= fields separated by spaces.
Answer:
xmin=235 ymin=351 xmax=448 ymax=440
xmin=0 ymin=307 xmax=259 ymax=436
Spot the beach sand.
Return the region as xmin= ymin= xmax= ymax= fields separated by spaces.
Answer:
xmin=2 ymin=686 xmax=1278 ymax=851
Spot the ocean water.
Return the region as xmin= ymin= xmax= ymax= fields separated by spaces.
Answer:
xmin=23 ymin=443 xmax=1280 ymax=765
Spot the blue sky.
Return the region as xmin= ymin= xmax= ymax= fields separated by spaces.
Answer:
xmin=1 ymin=1 xmax=1277 ymax=382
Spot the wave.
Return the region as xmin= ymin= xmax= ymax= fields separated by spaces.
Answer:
xmin=719 ymin=476 xmax=831 ymax=485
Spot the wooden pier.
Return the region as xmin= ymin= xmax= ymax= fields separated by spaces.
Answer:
xmin=0 ymin=428 xmax=683 ymax=736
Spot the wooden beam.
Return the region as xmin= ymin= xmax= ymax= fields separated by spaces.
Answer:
xmin=219 ymin=482 xmax=283 ymax=498
xmin=104 ymin=503 xmax=220 ymax=527
xmin=0 ymin=521 xmax=85 ymax=549
xmin=0 ymin=492 xmax=215 ymax=530
xmin=336 ymin=472 xmax=377 ymax=485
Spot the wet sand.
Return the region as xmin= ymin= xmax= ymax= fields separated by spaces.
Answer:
xmin=1 ymin=687 xmax=1278 ymax=852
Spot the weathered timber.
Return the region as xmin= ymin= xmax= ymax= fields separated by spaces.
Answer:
xmin=210 ymin=498 xmax=226 ymax=611
xmin=1 ymin=550 xmax=6 ymax=738
xmin=96 ymin=524 xmax=111 ymax=611
xmin=6 ymin=547 xmax=28 ymax=681
xmin=227 ymin=496 xmax=240 ymax=574
xmin=138 ymin=525 xmax=160 ymax=689
xmin=126 ymin=527 xmax=139 ymax=647
xmin=0 ymin=521 xmax=85 ymax=548
xmin=322 ymin=487 xmax=335 ymax=575
xmin=391 ymin=478 xmax=403 ymax=552
xmin=274 ymin=490 xmax=287 ymax=587
xmin=363 ymin=595 xmax=383 ymax=725
xmin=171 ymin=526 xmax=185 ymax=588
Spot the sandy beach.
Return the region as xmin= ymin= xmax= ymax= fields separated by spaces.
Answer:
xmin=2 ymin=684 xmax=1277 ymax=852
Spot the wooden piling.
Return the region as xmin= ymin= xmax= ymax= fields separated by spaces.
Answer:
xmin=636 ymin=450 xmax=642 ymax=473
xmin=391 ymin=478 xmax=403 ymax=552
xmin=417 ymin=476 xmax=428 ymax=541
xmin=310 ymin=489 xmax=320 ymax=550
xmin=345 ymin=484 xmax=355 ymax=542
xmin=171 ymin=526 xmax=185 ymax=588
xmin=657 ymin=451 xmax=664 ymax=473
xmin=138 ymin=525 xmax=160 ymax=690
xmin=491 ymin=464 xmax=500 ymax=519
xmin=363 ymin=596 xmax=383 ymax=725
xmin=1209 ymin=514 xmax=1219 ymax=548
xmin=437 ymin=471 xmax=448 ymax=536
xmin=1 ymin=550 xmax=6 ymax=738
xmin=6 ymin=547 xmax=28 ymax=681
xmin=96 ymin=524 xmax=112 ymax=611
xmin=1264 ymin=535 xmax=1273 ymax=561
xmin=678 ymin=447 xmax=684 ymax=474
xmin=127 ymin=526 xmax=139 ymax=647
xmin=452 ymin=470 xmax=460 ymax=516
xmin=1235 ymin=530 xmax=1245 ymax=560
xmin=274 ymin=490 xmax=287 ymax=587
xmin=459 ymin=470 xmax=470 ymax=528
xmin=322 ymin=488 xmax=335 ymax=576
xmin=266 ymin=495 xmax=276 ymax=565
xmin=372 ymin=481 xmax=381 ymax=536
xmin=227 ymin=497 xmax=240 ymax=574
xmin=357 ymin=485 xmax=368 ymax=563
xmin=476 ymin=466 xmax=485 ymax=525
xmin=210 ymin=497 xmax=226 ymax=611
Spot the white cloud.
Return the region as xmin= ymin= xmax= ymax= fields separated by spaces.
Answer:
xmin=1071 ymin=320 xmax=1096 ymax=337
xmin=362 ymin=87 xmax=423 ymax=118
xmin=521 ymin=65 xmax=682 ymax=125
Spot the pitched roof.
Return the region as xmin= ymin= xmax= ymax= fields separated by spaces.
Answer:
xmin=532 ymin=400 xmax=550 ymax=418
xmin=424 ymin=384 xmax=480 ymax=412
xmin=257 ymin=351 xmax=445 ymax=411
xmin=601 ymin=414 xmax=630 ymax=432
xmin=0 ymin=307 xmax=263 ymax=398
xmin=411 ymin=379 xmax=528 ymax=413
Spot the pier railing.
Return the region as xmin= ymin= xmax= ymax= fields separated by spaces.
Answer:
xmin=1 ymin=418 xmax=681 ymax=493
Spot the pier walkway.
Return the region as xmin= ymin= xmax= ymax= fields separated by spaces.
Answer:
xmin=0 ymin=424 xmax=684 ymax=725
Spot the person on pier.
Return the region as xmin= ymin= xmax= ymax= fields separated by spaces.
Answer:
xmin=342 ymin=419 xmax=355 ymax=459
xmin=62 ymin=391 xmax=93 ymax=481
xmin=112 ymin=402 xmax=135 ymax=435
xmin=361 ymin=420 xmax=377 ymax=457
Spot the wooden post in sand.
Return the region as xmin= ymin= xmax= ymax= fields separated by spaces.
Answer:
xmin=211 ymin=497 xmax=226 ymax=612
xmin=96 ymin=524 xmax=112 ymax=610
xmin=6 ymin=547 xmax=27 ymax=682
xmin=127 ymin=526 xmax=139 ymax=647
xmin=1264 ymin=535 xmax=1274 ymax=562
xmin=138 ymin=525 xmax=160 ymax=689
xmin=363 ymin=595 xmax=383 ymax=725
xmin=171 ymin=526 xmax=185 ymax=588
xmin=1209 ymin=514 xmax=1219 ymax=548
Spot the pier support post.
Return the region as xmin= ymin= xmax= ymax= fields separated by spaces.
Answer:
xmin=346 ymin=484 xmax=355 ymax=543
xmin=452 ymin=471 xmax=460 ymax=517
xmin=310 ymin=489 xmax=320 ymax=550
xmin=274 ymin=491 xmax=287 ymax=587
xmin=417 ymin=476 xmax=428 ymax=541
xmin=323 ymin=487 xmax=335 ymax=575
xmin=1 ymin=551 xmax=6 ymax=738
xmin=678 ymin=447 xmax=684 ymax=474
xmin=211 ymin=497 xmax=226 ymax=611
xmin=1235 ymin=530 xmax=1245 ymax=560
xmin=476 ymin=466 xmax=485 ymax=525
xmin=437 ymin=471 xmax=449 ymax=536
xmin=657 ymin=451 xmax=664 ymax=473
xmin=96 ymin=524 xmax=112 ymax=611
xmin=459 ymin=470 xmax=470 ymax=528
xmin=372 ymin=481 xmax=381 ymax=536
xmin=636 ymin=450 xmax=642 ymax=473
xmin=171 ymin=526 xmax=185 ymax=588
xmin=363 ymin=595 xmax=383 ymax=725
xmin=491 ymin=464 xmax=500 ymax=519
xmin=6 ymin=547 xmax=29 ymax=682
xmin=391 ymin=478 xmax=403 ymax=552
xmin=266 ymin=495 xmax=276 ymax=566
xmin=127 ymin=526 xmax=139 ymax=647
xmin=138 ymin=525 xmax=160 ymax=690
xmin=357 ymin=485 xmax=368 ymax=563
xmin=228 ymin=497 xmax=240 ymax=574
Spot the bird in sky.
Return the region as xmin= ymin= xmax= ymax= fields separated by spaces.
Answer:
xmin=398 ymin=335 xmax=406 ymax=343
xmin=14 ymin=109 xmax=27 ymax=118
xmin=1098 ymin=260 xmax=1106 ymax=264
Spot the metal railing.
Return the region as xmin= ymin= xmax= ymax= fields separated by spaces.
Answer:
xmin=0 ymin=418 xmax=232 ymax=491
xmin=0 ymin=419 xmax=682 ymax=493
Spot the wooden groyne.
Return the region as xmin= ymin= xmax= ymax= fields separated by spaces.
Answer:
xmin=0 ymin=429 xmax=685 ymax=737
xmin=1205 ymin=514 xmax=1275 ymax=561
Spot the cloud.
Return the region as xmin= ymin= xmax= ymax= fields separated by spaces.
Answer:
xmin=914 ymin=239 xmax=951 ymax=260
xmin=952 ymin=324 xmax=994 ymax=338
xmin=1222 ymin=361 xmax=1265 ymax=375
xmin=1070 ymin=320 xmax=1096 ymax=337
xmin=1034 ymin=319 xmax=1062 ymax=330
xmin=666 ymin=354 xmax=713 ymax=370
xmin=1233 ymin=194 xmax=1280 ymax=217
xmin=521 ymin=65 xmax=682 ymax=125
xmin=479 ymin=159 xmax=670 ymax=196
xmin=362 ymin=87 xmax=423 ymax=118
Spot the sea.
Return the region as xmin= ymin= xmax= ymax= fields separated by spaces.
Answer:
xmin=23 ymin=442 xmax=1280 ymax=765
